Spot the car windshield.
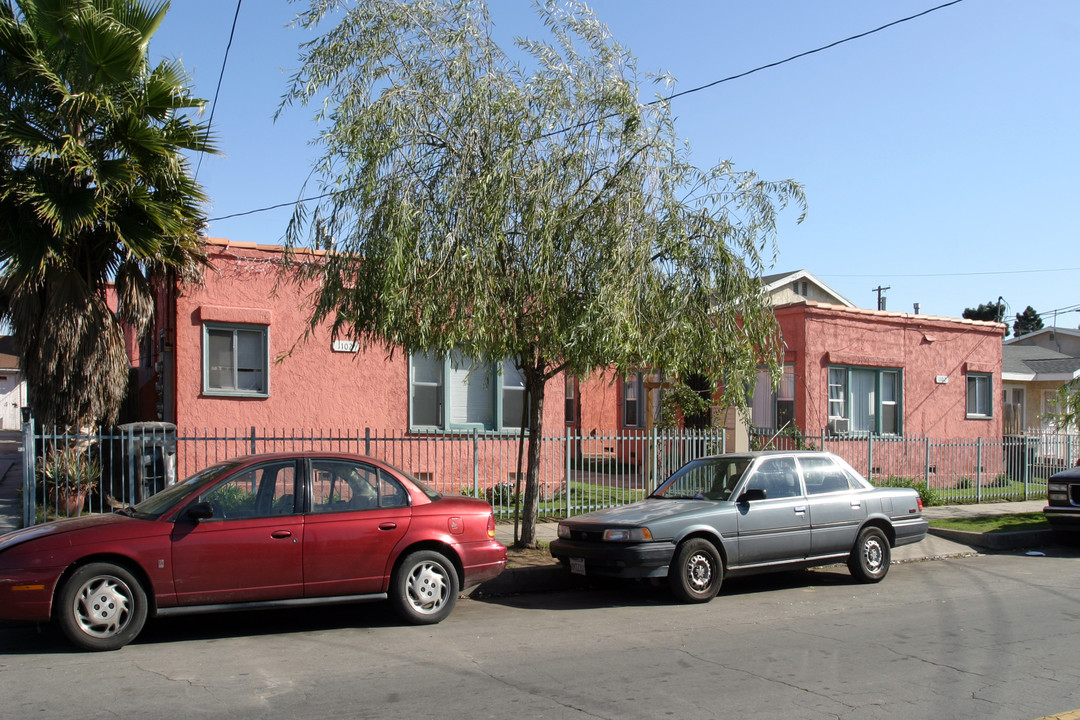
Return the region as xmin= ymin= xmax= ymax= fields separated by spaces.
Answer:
xmin=130 ymin=461 xmax=241 ymax=518
xmin=651 ymin=457 xmax=752 ymax=501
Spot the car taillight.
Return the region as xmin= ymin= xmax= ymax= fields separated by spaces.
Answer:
xmin=487 ymin=514 xmax=496 ymax=539
xmin=917 ymin=497 xmax=924 ymax=512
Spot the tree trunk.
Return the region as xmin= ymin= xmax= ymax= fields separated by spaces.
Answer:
xmin=516 ymin=373 xmax=545 ymax=548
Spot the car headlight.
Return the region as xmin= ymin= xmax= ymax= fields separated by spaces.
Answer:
xmin=558 ymin=523 xmax=571 ymax=539
xmin=602 ymin=528 xmax=653 ymax=542
xmin=1048 ymin=482 xmax=1068 ymax=493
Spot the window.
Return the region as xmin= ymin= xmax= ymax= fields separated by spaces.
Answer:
xmin=203 ymin=323 xmax=268 ymax=396
xmin=799 ymin=456 xmax=853 ymax=495
xmin=564 ymin=376 xmax=577 ymax=425
xmin=200 ymin=461 xmax=296 ymax=519
xmin=966 ymin=373 xmax=992 ymax=419
xmin=828 ymin=366 xmax=902 ymax=435
xmin=623 ymin=372 xmax=645 ymax=428
xmin=745 ymin=456 xmax=801 ymax=499
xmin=310 ymin=460 xmax=408 ymax=513
xmin=751 ymin=364 xmax=795 ymax=430
xmin=409 ymin=351 xmax=526 ymax=432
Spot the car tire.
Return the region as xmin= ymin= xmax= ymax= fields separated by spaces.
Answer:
xmin=57 ymin=562 xmax=148 ymax=652
xmin=391 ymin=550 xmax=458 ymax=625
xmin=668 ymin=538 xmax=723 ymax=603
xmin=848 ymin=526 xmax=891 ymax=583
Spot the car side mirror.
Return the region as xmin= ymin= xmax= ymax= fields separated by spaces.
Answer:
xmin=738 ymin=488 xmax=767 ymax=503
xmin=187 ymin=502 xmax=214 ymax=522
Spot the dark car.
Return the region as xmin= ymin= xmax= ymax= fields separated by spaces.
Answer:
xmin=550 ymin=451 xmax=927 ymax=602
xmin=1044 ymin=465 xmax=1080 ymax=534
xmin=0 ymin=452 xmax=506 ymax=651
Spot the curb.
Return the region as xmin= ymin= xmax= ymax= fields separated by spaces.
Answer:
xmin=473 ymin=564 xmax=579 ymax=596
xmin=927 ymin=526 xmax=1056 ymax=551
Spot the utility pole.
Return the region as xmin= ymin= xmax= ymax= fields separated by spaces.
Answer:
xmin=872 ymin=285 xmax=890 ymax=311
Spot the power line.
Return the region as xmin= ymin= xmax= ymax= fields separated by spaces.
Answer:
xmin=207 ymin=0 xmax=966 ymax=223
xmin=822 ymin=267 xmax=1080 ymax=279
xmin=195 ymin=0 xmax=244 ymax=180
xmin=659 ymin=0 xmax=966 ymax=105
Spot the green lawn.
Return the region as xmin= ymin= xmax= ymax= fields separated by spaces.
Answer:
xmin=928 ymin=512 xmax=1050 ymax=534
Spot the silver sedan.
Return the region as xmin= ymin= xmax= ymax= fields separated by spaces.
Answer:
xmin=550 ymin=450 xmax=928 ymax=602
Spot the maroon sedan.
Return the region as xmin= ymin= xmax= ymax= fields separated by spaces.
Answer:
xmin=0 ymin=452 xmax=506 ymax=651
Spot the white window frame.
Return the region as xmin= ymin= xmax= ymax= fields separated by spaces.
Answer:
xmin=622 ymin=372 xmax=645 ymax=428
xmin=966 ymin=373 xmax=993 ymax=419
xmin=409 ymin=351 xmax=526 ymax=433
xmin=202 ymin=323 xmax=269 ymax=397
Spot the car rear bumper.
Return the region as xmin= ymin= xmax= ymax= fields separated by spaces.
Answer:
xmin=460 ymin=540 xmax=508 ymax=589
xmin=892 ymin=517 xmax=929 ymax=547
xmin=549 ymin=538 xmax=677 ymax=579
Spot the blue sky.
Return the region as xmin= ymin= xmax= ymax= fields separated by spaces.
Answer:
xmin=153 ymin=0 xmax=1080 ymax=328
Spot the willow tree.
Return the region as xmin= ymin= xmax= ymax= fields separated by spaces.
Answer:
xmin=283 ymin=0 xmax=805 ymax=546
xmin=0 ymin=0 xmax=215 ymax=427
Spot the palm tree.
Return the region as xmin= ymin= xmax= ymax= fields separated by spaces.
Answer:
xmin=0 ymin=0 xmax=216 ymax=427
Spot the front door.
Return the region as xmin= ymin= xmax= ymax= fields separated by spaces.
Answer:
xmin=170 ymin=460 xmax=303 ymax=605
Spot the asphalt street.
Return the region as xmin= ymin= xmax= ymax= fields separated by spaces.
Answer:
xmin=3 ymin=549 xmax=1079 ymax=720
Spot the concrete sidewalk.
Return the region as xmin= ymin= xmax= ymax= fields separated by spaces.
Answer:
xmin=485 ymin=499 xmax=1052 ymax=595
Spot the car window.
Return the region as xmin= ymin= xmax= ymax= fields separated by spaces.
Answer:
xmin=200 ymin=461 xmax=296 ymax=520
xmin=653 ymin=457 xmax=751 ymax=501
xmin=799 ymin=456 xmax=853 ymax=495
xmin=744 ymin=457 xmax=801 ymax=499
xmin=310 ymin=460 xmax=409 ymax=514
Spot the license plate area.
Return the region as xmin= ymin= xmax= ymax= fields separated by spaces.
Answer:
xmin=569 ymin=557 xmax=585 ymax=575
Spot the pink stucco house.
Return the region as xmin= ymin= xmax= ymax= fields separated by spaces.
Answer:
xmin=127 ymin=243 xmax=1007 ymax=488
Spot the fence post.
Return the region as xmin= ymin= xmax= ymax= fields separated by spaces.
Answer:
xmin=21 ymin=415 xmax=35 ymax=528
xmin=924 ymin=437 xmax=931 ymax=492
xmin=976 ymin=438 xmax=983 ymax=504
xmin=867 ymin=433 xmax=874 ymax=482
xmin=565 ymin=428 xmax=572 ymax=518
xmin=364 ymin=427 xmax=371 ymax=456
xmin=472 ymin=429 xmax=479 ymax=498
xmin=249 ymin=426 xmax=257 ymax=455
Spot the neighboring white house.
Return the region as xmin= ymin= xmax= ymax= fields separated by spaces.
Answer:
xmin=1007 ymin=325 xmax=1080 ymax=358
xmin=0 ymin=337 xmax=26 ymax=430
xmin=760 ymin=269 xmax=856 ymax=308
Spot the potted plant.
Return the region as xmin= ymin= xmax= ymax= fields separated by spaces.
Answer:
xmin=38 ymin=447 xmax=100 ymax=517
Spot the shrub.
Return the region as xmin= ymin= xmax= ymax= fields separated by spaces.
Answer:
xmin=874 ymin=475 xmax=941 ymax=507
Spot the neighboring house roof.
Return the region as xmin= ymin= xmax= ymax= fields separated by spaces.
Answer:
xmin=1005 ymin=325 xmax=1080 ymax=346
xmin=0 ymin=336 xmax=19 ymax=373
xmin=1002 ymin=344 xmax=1080 ymax=383
xmin=761 ymin=269 xmax=855 ymax=308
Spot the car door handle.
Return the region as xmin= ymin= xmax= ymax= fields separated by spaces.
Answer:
xmin=850 ymin=501 xmax=862 ymax=509
xmin=794 ymin=506 xmax=806 ymax=514
xmin=379 ymin=522 xmax=398 ymax=531
xmin=271 ymin=530 xmax=292 ymax=539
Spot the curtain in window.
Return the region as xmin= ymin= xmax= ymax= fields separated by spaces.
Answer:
xmin=411 ymin=353 xmax=443 ymax=427
xmin=207 ymin=329 xmax=234 ymax=390
xmin=450 ymin=351 xmax=493 ymax=427
xmin=751 ymin=369 xmax=774 ymax=429
xmin=851 ymin=369 xmax=876 ymax=433
xmin=235 ymin=330 xmax=265 ymax=392
xmin=502 ymin=359 xmax=527 ymax=429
